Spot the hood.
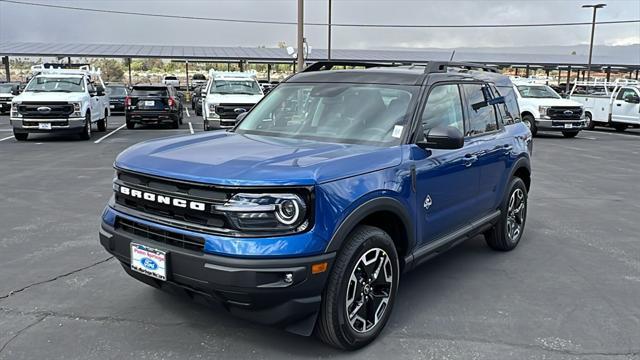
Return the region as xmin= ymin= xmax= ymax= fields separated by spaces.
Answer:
xmin=115 ymin=132 xmax=402 ymax=186
xmin=205 ymin=93 xmax=263 ymax=105
xmin=521 ymin=97 xmax=583 ymax=107
xmin=12 ymin=91 xmax=87 ymax=103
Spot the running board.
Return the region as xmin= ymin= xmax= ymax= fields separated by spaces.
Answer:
xmin=404 ymin=210 xmax=501 ymax=271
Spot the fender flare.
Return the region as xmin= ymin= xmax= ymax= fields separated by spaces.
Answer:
xmin=324 ymin=196 xmax=415 ymax=254
xmin=509 ymin=156 xmax=531 ymax=188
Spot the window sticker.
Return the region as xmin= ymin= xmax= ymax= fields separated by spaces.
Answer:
xmin=392 ymin=125 xmax=404 ymax=138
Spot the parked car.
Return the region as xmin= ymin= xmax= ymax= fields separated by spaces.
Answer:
xmin=202 ymin=70 xmax=263 ymax=131
xmin=191 ymin=73 xmax=207 ymax=89
xmin=0 ymin=82 xmax=20 ymax=114
xmin=569 ymin=79 xmax=640 ymax=131
xmin=100 ymin=61 xmax=532 ymax=350
xmin=162 ymin=75 xmax=180 ymax=88
xmin=191 ymin=85 xmax=203 ymax=116
xmin=513 ymin=80 xmax=586 ymax=138
xmin=105 ymin=83 xmax=129 ymax=114
xmin=125 ymin=84 xmax=183 ymax=129
xmin=10 ymin=64 xmax=109 ymax=141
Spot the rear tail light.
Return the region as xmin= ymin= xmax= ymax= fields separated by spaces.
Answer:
xmin=125 ymin=96 xmax=131 ymax=106
xmin=168 ymin=97 xmax=175 ymax=108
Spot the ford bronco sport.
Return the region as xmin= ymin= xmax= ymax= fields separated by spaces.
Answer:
xmin=100 ymin=61 xmax=532 ymax=350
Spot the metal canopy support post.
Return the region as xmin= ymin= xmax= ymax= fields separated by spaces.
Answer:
xmin=127 ymin=58 xmax=132 ymax=85
xmin=525 ymin=65 xmax=530 ymax=78
xmin=267 ymin=64 xmax=271 ymax=82
xmin=514 ymin=68 xmax=519 ymax=76
xmin=327 ymin=0 xmax=332 ymax=60
xmin=185 ymin=60 xmax=190 ymax=101
xmin=558 ymin=69 xmax=562 ymax=84
xmin=566 ymin=66 xmax=572 ymax=94
xmin=545 ymin=68 xmax=550 ymax=84
xmin=2 ymin=56 xmax=9 ymax=82
xmin=606 ymin=66 xmax=611 ymax=82
xmin=296 ymin=0 xmax=304 ymax=72
xmin=636 ymin=69 xmax=639 ymax=80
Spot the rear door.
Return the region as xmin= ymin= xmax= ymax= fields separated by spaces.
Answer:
xmin=413 ymin=82 xmax=481 ymax=245
xmin=611 ymin=87 xmax=640 ymax=125
xmin=461 ymin=83 xmax=511 ymax=215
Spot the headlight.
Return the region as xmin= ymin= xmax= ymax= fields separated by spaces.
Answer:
xmin=538 ymin=106 xmax=550 ymax=116
xmin=208 ymin=103 xmax=217 ymax=112
xmin=10 ymin=103 xmax=21 ymax=118
xmin=70 ymin=102 xmax=82 ymax=117
xmin=215 ymin=193 xmax=308 ymax=232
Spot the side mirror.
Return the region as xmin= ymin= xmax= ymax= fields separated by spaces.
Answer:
xmin=236 ymin=112 xmax=248 ymax=122
xmin=416 ymin=125 xmax=464 ymax=150
xmin=11 ymin=85 xmax=20 ymax=95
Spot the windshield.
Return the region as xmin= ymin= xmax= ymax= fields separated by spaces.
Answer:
xmin=210 ymin=79 xmax=261 ymax=95
xmin=106 ymin=86 xmax=128 ymax=96
xmin=234 ymin=83 xmax=416 ymax=146
xmin=517 ymin=85 xmax=561 ymax=99
xmin=164 ymin=76 xmax=177 ymax=80
xmin=0 ymin=84 xmax=14 ymax=93
xmin=25 ymin=76 xmax=85 ymax=93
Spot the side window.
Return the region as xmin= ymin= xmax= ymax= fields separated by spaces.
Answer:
xmin=87 ymin=80 xmax=96 ymax=93
xmin=421 ymin=84 xmax=464 ymax=133
xmin=617 ymin=88 xmax=636 ymax=101
xmin=462 ymin=84 xmax=498 ymax=136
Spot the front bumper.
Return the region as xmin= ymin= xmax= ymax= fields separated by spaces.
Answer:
xmin=535 ymin=118 xmax=586 ymax=131
xmin=99 ymin=211 xmax=334 ymax=329
xmin=0 ymin=103 xmax=10 ymax=112
xmin=11 ymin=117 xmax=85 ymax=134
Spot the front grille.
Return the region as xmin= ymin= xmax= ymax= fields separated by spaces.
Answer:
xmin=18 ymin=102 xmax=74 ymax=118
xmin=116 ymin=217 xmax=205 ymax=252
xmin=547 ymin=106 xmax=583 ymax=120
xmin=114 ymin=170 xmax=230 ymax=230
xmin=23 ymin=120 xmax=69 ymax=127
xmin=215 ymin=103 xmax=253 ymax=119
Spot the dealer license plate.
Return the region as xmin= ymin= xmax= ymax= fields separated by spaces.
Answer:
xmin=130 ymin=243 xmax=167 ymax=281
xmin=38 ymin=123 xmax=51 ymax=130
xmin=564 ymin=124 xmax=573 ymax=129
xmin=144 ymin=100 xmax=155 ymax=107
xmin=110 ymin=105 xmax=115 ymax=109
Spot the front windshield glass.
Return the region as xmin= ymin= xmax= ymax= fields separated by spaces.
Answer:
xmin=106 ymin=86 xmax=127 ymax=96
xmin=234 ymin=83 xmax=416 ymax=146
xmin=517 ymin=85 xmax=561 ymax=99
xmin=210 ymin=79 xmax=261 ymax=95
xmin=25 ymin=76 xmax=85 ymax=93
xmin=0 ymin=84 xmax=14 ymax=93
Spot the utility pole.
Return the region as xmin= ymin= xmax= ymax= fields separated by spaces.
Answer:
xmin=582 ymin=3 xmax=606 ymax=81
xmin=297 ymin=0 xmax=305 ymax=72
xmin=327 ymin=0 xmax=332 ymax=60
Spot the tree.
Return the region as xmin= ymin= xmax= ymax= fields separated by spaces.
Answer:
xmin=93 ymin=59 xmax=125 ymax=82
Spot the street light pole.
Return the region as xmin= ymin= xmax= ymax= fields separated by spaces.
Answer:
xmin=328 ymin=0 xmax=332 ymax=60
xmin=582 ymin=3 xmax=606 ymax=81
xmin=296 ymin=0 xmax=305 ymax=72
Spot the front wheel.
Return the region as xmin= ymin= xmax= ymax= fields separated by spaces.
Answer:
xmin=79 ymin=113 xmax=92 ymax=140
xmin=584 ymin=113 xmax=595 ymax=130
xmin=523 ymin=114 xmax=537 ymax=136
xmin=97 ymin=111 xmax=108 ymax=132
xmin=316 ymin=225 xmax=399 ymax=350
xmin=13 ymin=130 xmax=28 ymax=141
xmin=485 ymin=177 xmax=528 ymax=251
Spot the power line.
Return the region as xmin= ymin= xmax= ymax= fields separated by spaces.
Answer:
xmin=1 ymin=0 xmax=639 ymax=28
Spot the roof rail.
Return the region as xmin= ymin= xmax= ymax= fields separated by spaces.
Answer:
xmin=573 ymin=78 xmax=639 ymax=87
xmin=424 ymin=62 xmax=499 ymax=74
xmin=301 ymin=61 xmax=397 ymax=72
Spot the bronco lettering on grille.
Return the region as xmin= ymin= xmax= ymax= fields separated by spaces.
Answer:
xmin=119 ymin=185 xmax=206 ymax=211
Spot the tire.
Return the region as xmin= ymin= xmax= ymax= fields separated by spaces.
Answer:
xmin=584 ymin=112 xmax=595 ymax=130
xmin=13 ymin=130 xmax=28 ymax=141
xmin=196 ymin=106 xmax=202 ymax=116
xmin=79 ymin=113 xmax=91 ymax=140
xmin=316 ymin=225 xmax=399 ymax=350
xmin=179 ymin=109 xmax=184 ymax=125
xmin=562 ymin=131 xmax=579 ymax=138
xmin=126 ymin=117 xmax=135 ymax=130
xmin=97 ymin=111 xmax=108 ymax=132
xmin=523 ymin=114 xmax=537 ymax=136
xmin=485 ymin=177 xmax=528 ymax=251
xmin=613 ymin=123 xmax=627 ymax=132
xmin=203 ymin=120 xmax=210 ymax=131
xmin=171 ymin=117 xmax=180 ymax=129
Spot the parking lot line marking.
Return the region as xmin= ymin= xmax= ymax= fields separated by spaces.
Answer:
xmin=584 ymin=130 xmax=640 ymax=138
xmin=188 ymin=122 xmax=194 ymax=134
xmin=185 ymin=108 xmax=190 ymax=117
xmin=94 ymin=124 xmax=126 ymax=144
xmin=0 ymin=135 xmax=14 ymax=142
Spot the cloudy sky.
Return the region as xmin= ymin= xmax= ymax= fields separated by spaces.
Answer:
xmin=1 ymin=0 xmax=639 ymax=50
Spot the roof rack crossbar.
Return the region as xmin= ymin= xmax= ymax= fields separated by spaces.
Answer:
xmin=424 ymin=62 xmax=499 ymax=74
xmin=301 ymin=61 xmax=396 ymax=72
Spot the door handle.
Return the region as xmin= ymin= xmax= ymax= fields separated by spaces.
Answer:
xmin=463 ymin=154 xmax=478 ymax=167
xmin=616 ymin=104 xmax=621 ymax=106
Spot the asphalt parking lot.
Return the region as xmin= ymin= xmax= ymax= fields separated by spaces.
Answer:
xmin=0 ymin=111 xmax=639 ymax=360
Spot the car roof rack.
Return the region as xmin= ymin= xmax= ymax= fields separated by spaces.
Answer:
xmin=424 ymin=61 xmax=499 ymax=74
xmin=301 ymin=61 xmax=398 ymax=72
xmin=301 ymin=61 xmax=499 ymax=74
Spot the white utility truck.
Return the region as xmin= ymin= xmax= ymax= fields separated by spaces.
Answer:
xmin=569 ymin=79 xmax=640 ymax=132
xmin=10 ymin=65 xmax=110 ymax=141
xmin=201 ymin=70 xmax=264 ymax=131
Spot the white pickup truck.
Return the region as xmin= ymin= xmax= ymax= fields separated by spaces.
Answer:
xmin=569 ymin=80 xmax=640 ymax=132
xmin=512 ymin=79 xmax=586 ymax=138
xmin=201 ymin=70 xmax=264 ymax=131
xmin=10 ymin=65 xmax=110 ymax=141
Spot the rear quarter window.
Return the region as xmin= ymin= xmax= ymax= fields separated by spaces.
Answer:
xmin=496 ymin=85 xmax=521 ymax=124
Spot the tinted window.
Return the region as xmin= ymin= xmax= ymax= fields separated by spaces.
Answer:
xmin=463 ymin=84 xmax=498 ymax=136
xmin=616 ymin=88 xmax=638 ymax=101
xmin=131 ymin=87 xmax=168 ymax=96
xmin=421 ymin=84 xmax=464 ymax=133
xmin=164 ymin=76 xmax=178 ymax=80
xmin=106 ymin=86 xmax=127 ymax=96
xmin=495 ymin=85 xmax=520 ymax=124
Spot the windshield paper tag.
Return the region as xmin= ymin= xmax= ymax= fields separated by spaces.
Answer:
xmin=392 ymin=125 xmax=403 ymax=138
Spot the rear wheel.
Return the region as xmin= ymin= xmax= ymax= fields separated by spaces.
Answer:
xmin=316 ymin=225 xmax=399 ymax=350
xmin=523 ymin=114 xmax=537 ymax=136
xmin=13 ymin=130 xmax=28 ymax=141
xmin=613 ymin=123 xmax=627 ymax=132
xmin=584 ymin=112 xmax=595 ymax=130
xmin=562 ymin=131 xmax=579 ymax=138
xmin=126 ymin=117 xmax=135 ymax=129
xmin=485 ymin=177 xmax=528 ymax=251
xmin=79 ymin=113 xmax=92 ymax=140
xmin=97 ymin=111 xmax=108 ymax=132
xmin=171 ymin=117 xmax=180 ymax=129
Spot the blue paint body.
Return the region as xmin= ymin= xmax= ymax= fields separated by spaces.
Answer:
xmin=103 ymin=121 xmax=531 ymax=258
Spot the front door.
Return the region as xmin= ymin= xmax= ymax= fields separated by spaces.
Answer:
xmin=612 ymin=87 xmax=640 ymax=125
xmin=411 ymin=83 xmax=481 ymax=247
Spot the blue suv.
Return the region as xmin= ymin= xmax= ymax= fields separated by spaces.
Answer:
xmin=100 ymin=61 xmax=532 ymax=350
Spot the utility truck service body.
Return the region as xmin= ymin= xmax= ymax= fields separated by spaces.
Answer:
xmin=569 ymin=80 xmax=640 ymax=132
